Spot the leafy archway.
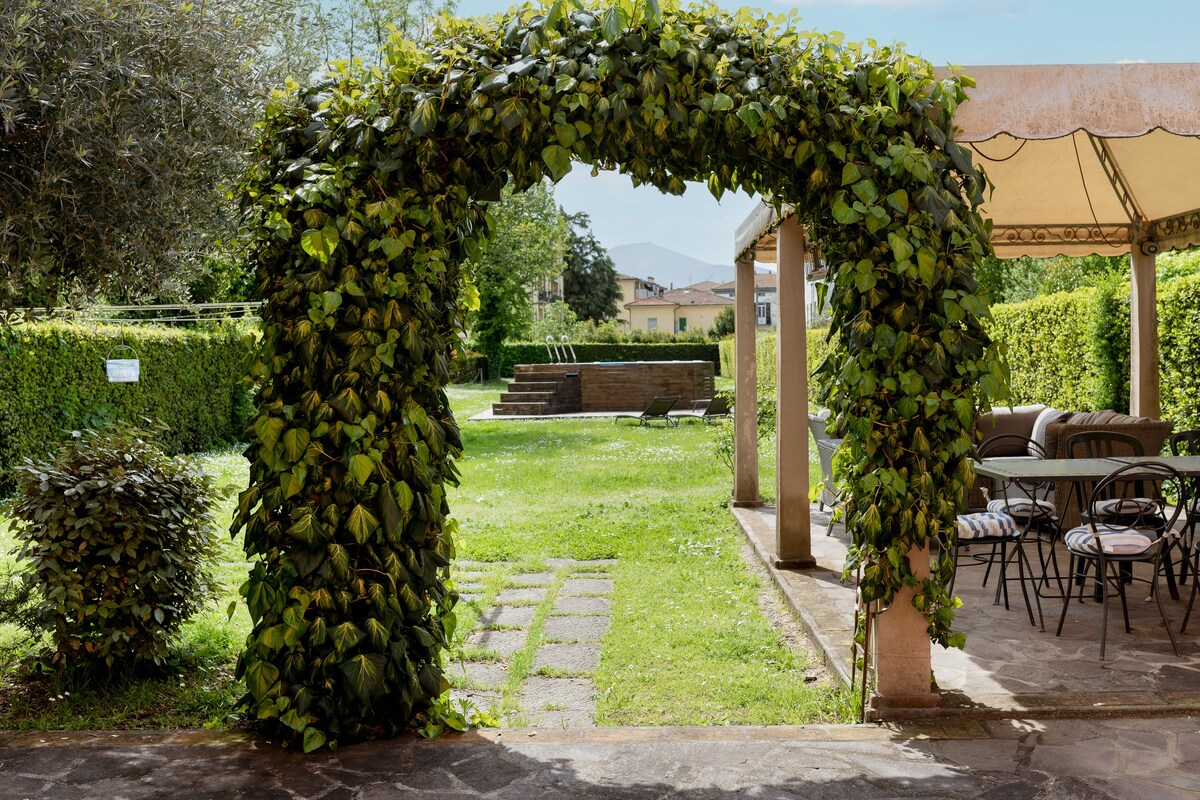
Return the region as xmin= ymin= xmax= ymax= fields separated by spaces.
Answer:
xmin=236 ymin=0 xmax=1004 ymax=749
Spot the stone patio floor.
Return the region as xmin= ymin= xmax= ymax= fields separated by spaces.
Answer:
xmin=734 ymin=505 xmax=1200 ymax=718
xmin=2 ymin=717 xmax=1198 ymax=799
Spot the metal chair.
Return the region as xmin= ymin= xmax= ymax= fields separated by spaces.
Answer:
xmin=1170 ymin=430 xmax=1200 ymax=588
xmin=614 ymin=396 xmax=679 ymax=428
xmin=1055 ymin=461 xmax=1186 ymax=659
xmin=952 ymin=434 xmax=1049 ymax=629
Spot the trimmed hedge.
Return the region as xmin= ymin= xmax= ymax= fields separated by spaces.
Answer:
xmin=672 ymin=274 xmax=1200 ymax=430
xmin=1159 ymin=273 xmax=1200 ymax=431
xmin=742 ymin=329 xmax=831 ymax=405
xmin=985 ymin=289 xmax=1102 ymax=413
xmin=492 ymin=342 xmax=720 ymax=378
xmin=0 ymin=321 xmax=253 ymax=483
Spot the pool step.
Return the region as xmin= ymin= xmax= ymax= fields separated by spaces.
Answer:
xmin=491 ymin=401 xmax=549 ymax=416
xmin=493 ymin=365 xmax=582 ymax=416
xmin=499 ymin=390 xmax=555 ymax=403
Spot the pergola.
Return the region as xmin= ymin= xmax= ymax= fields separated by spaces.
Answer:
xmin=732 ymin=62 xmax=1200 ymax=709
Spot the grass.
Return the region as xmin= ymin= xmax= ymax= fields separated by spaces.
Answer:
xmin=0 ymin=381 xmax=852 ymax=729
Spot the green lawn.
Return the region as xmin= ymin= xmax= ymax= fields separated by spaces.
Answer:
xmin=0 ymin=382 xmax=850 ymax=729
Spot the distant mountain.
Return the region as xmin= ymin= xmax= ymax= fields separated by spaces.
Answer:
xmin=607 ymin=243 xmax=735 ymax=289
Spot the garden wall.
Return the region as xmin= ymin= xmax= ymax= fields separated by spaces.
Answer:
xmin=0 ymin=321 xmax=253 ymax=483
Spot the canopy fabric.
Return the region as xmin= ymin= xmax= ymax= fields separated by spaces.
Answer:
xmin=943 ymin=64 xmax=1200 ymax=257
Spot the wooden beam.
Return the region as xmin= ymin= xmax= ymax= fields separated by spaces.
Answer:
xmin=774 ymin=217 xmax=815 ymax=567
xmin=1130 ymin=245 xmax=1160 ymax=418
xmin=732 ymin=257 xmax=761 ymax=507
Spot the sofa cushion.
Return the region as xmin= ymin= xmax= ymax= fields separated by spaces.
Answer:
xmin=1030 ymin=407 xmax=1071 ymax=457
xmin=977 ymin=404 xmax=1046 ymax=456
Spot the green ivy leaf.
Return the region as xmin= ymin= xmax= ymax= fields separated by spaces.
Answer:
xmin=541 ymin=145 xmax=572 ymax=180
xmin=339 ymin=653 xmax=386 ymax=699
xmin=711 ymin=93 xmax=734 ymax=112
xmin=300 ymin=226 xmax=339 ymax=264
xmin=409 ymin=97 xmax=438 ymax=136
xmin=302 ymin=726 xmax=327 ymax=753
xmin=348 ymin=454 xmax=374 ymax=485
xmin=347 ymin=503 xmax=379 ymax=545
xmin=283 ymin=429 xmax=310 ymax=463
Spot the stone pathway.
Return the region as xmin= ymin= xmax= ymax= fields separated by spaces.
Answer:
xmin=448 ymin=559 xmax=616 ymax=728
xmin=3 ymin=717 xmax=1198 ymax=799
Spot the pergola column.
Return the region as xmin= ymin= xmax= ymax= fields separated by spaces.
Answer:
xmin=871 ymin=544 xmax=939 ymax=711
xmin=1130 ymin=244 xmax=1160 ymax=418
xmin=732 ymin=256 xmax=760 ymax=507
xmin=774 ymin=217 xmax=814 ymax=568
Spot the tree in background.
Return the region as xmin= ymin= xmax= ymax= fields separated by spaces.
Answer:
xmin=277 ymin=0 xmax=456 ymax=78
xmin=710 ymin=305 xmax=735 ymax=338
xmin=562 ymin=213 xmax=620 ymax=323
xmin=0 ymin=0 xmax=286 ymax=312
xmin=976 ymin=254 xmax=1129 ymax=305
xmin=468 ymin=181 xmax=568 ymax=375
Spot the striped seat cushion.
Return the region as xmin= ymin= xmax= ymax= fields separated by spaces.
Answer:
xmin=986 ymin=497 xmax=1054 ymax=519
xmin=1091 ymin=497 xmax=1158 ymax=518
xmin=957 ymin=512 xmax=1020 ymax=541
xmin=1063 ymin=523 xmax=1154 ymax=555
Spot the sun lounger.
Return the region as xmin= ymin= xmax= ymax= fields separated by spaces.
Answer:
xmin=615 ymin=396 xmax=679 ymax=427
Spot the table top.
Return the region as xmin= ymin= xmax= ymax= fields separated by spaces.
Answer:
xmin=975 ymin=455 xmax=1200 ymax=482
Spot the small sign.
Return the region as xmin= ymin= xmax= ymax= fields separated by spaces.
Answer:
xmin=106 ymin=345 xmax=140 ymax=383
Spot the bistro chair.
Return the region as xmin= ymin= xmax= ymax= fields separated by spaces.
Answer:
xmin=1055 ymin=461 xmax=1186 ymax=660
xmin=1169 ymin=430 xmax=1200 ymax=588
xmin=952 ymin=434 xmax=1049 ymax=629
xmin=1064 ymin=431 xmax=1179 ymax=599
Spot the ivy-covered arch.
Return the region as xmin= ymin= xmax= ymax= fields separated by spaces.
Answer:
xmin=236 ymin=0 xmax=1004 ymax=749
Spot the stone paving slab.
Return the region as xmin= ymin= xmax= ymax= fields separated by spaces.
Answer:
xmin=543 ymin=615 xmax=611 ymax=642
xmin=533 ymin=643 xmax=601 ymax=674
xmin=560 ymin=578 xmax=613 ymax=596
xmin=520 ymin=677 xmax=597 ymax=728
xmin=552 ymin=596 xmax=612 ymax=615
xmin=545 ymin=558 xmax=619 ymax=567
xmin=465 ymin=629 xmax=526 ymax=657
xmin=496 ymin=587 xmax=548 ymax=604
xmin=448 ymin=662 xmax=509 ymax=690
xmin=2 ymin=718 xmax=1199 ymax=799
xmin=510 ymin=572 xmax=556 ymax=586
xmin=478 ymin=606 xmax=536 ymax=628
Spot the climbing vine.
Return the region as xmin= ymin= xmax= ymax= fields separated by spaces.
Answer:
xmin=236 ymin=0 xmax=1003 ymax=748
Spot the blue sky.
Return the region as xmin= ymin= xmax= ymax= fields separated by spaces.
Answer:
xmin=447 ymin=0 xmax=1200 ymax=267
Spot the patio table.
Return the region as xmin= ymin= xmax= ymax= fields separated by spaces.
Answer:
xmin=975 ymin=456 xmax=1200 ymax=601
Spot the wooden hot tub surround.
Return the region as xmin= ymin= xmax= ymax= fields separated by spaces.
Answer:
xmin=492 ymin=361 xmax=715 ymax=416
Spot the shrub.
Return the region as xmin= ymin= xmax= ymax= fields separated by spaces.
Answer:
xmin=0 ymin=321 xmax=253 ymax=486
xmin=11 ymin=424 xmax=225 ymax=676
xmin=751 ymin=329 xmax=832 ymax=406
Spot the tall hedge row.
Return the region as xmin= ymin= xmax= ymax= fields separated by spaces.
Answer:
xmin=985 ymin=290 xmax=1102 ymax=412
xmin=720 ymin=273 xmax=1200 ymax=430
xmin=1159 ymin=273 xmax=1200 ymax=431
xmin=0 ymin=322 xmax=253 ymax=483
xmin=493 ymin=342 xmax=720 ymax=379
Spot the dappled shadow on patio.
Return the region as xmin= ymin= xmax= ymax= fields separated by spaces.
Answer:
xmin=733 ymin=506 xmax=1200 ymax=717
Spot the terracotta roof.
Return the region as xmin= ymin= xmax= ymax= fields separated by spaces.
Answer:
xmin=625 ymin=288 xmax=734 ymax=308
xmin=713 ymin=273 xmax=777 ymax=292
xmin=686 ymin=280 xmax=721 ymax=292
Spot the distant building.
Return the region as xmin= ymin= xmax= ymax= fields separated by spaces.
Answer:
xmin=624 ymin=287 xmax=733 ymax=334
xmin=615 ymin=273 xmax=667 ymax=324
xmin=530 ymin=275 xmax=563 ymax=322
xmin=712 ymin=272 xmax=777 ymax=328
xmin=685 ymin=280 xmax=722 ymax=293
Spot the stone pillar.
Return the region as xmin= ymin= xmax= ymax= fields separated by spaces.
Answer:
xmin=1130 ymin=245 xmax=1160 ymax=418
xmin=774 ymin=217 xmax=814 ymax=568
xmin=871 ymin=544 xmax=939 ymax=711
xmin=732 ymin=256 xmax=761 ymax=507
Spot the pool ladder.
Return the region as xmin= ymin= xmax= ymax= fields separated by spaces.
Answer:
xmin=545 ymin=335 xmax=577 ymax=364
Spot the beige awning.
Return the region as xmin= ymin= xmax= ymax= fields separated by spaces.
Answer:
xmin=945 ymin=64 xmax=1200 ymax=257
